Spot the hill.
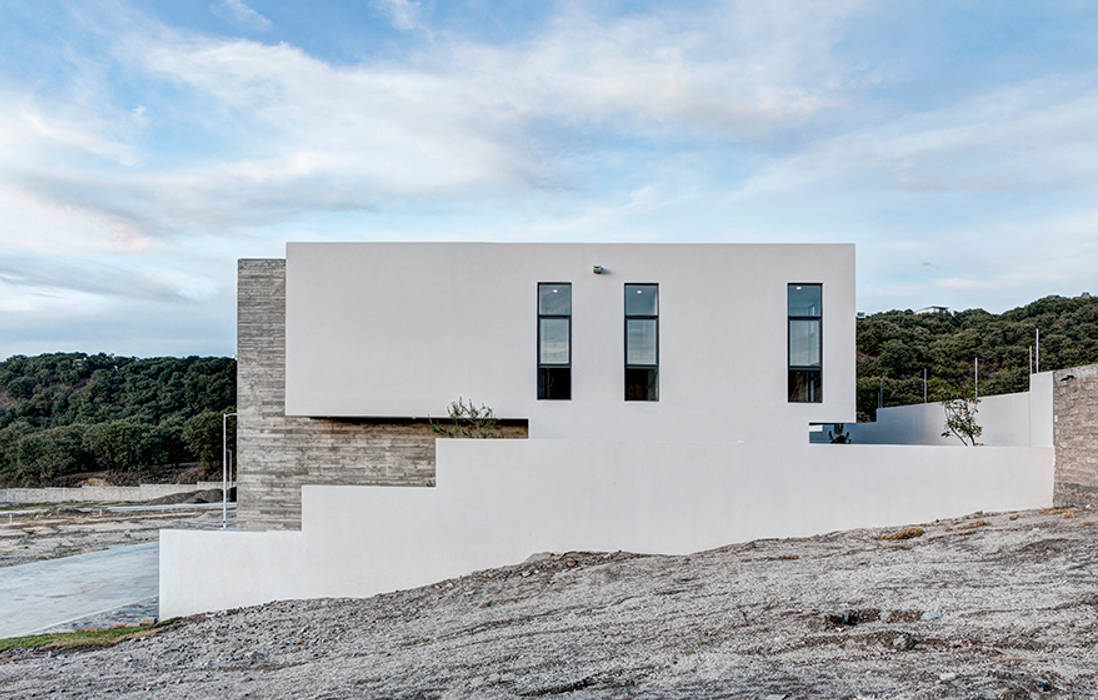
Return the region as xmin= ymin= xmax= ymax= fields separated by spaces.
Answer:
xmin=0 ymin=507 xmax=1093 ymax=695
xmin=856 ymin=293 xmax=1098 ymax=420
xmin=2 ymin=293 xmax=1096 ymax=486
xmin=0 ymin=353 xmax=235 ymax=487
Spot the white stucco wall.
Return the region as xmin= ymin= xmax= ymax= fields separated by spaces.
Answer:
xmin=160 ymin=438 xmax=1053 ymax=618
xmin=283 ymin=243 xmax=856 ymax=442
xmin=812 ymin=372 xmax=1054 ymax=447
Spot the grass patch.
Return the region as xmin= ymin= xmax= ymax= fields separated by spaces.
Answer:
xmin=0 ymin=618 xmax=179 ymax=652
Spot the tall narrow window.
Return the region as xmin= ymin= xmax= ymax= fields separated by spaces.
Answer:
xmin=788 ymin=283 xmax=822 ymax=402
xmin=625 ymin=284 xmax=658 ymax=401
xmin=537 ymin=283 xmax=571 ymax=400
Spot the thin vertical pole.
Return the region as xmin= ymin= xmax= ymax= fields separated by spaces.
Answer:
xmin=923 ymin=368 xmax=928 ymax=403
xmin=1029 ymin=345 xmax=1033 ymax=375
xmin=1035 ymin=328 xmax=1041 ymax=373
xmin=222 ymin=413 xmax=228 ymax=529
xmin=974 ymin=357 xmax=979 ymax=398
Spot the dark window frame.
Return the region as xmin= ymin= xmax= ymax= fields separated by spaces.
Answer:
xmin=624 ymin=283 xmax=659 ymax=401
xmin=537 ymin=282 xmax=572 ymax=400
xmin=787 ymin=283 xmax=822 ymax=403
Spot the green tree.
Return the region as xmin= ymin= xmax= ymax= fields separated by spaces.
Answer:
xmin=183 ymin=409 xmax=235 ymax=471
xmin=0 ymin=420 xmax=34 ymax=480
xmin=83 ymin=420 xmax=164 ymax=472
xmin=14 ymin=424 xmax=91 ymax=484
xmin=942 ymin=397 xmax=982 ymax=446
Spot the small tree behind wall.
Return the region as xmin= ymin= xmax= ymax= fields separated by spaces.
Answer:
xmin=828 ymin=423 xmax=851 ymax=444
xmin=942 ymin=397 xmax=983 ymax=446
xmin=430 ymin=398 xmax=503 ymax=439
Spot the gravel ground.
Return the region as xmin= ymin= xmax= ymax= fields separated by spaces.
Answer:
xmin=2 ymin=506 xmax=1097 ymax=698
xmin=0 ymin=507 xmax=234 ymax=567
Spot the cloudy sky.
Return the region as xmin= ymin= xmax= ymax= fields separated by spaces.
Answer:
xmin=2 ymin=1 xmax=1097 ymax=359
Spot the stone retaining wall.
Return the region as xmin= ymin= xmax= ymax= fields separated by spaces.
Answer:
xmin=1053 ymin=363 xmax=1098 ymax=507
xmin=0 ymin=481 xmax=225 ymax=504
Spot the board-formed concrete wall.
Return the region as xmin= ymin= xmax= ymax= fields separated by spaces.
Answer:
xmin=160 ymin=438 xmax=1053 ymax=618
xmin=1053 ymin=363 xmax=1098 ymax=506
xmin=236 ymin=259 xmax=527 ymax=530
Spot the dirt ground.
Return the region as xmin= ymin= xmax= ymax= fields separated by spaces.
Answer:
xmin=1 ymin=506 xmax=1097 ymax=698
xmin=0 ymin=506 xmax=233 ymax=567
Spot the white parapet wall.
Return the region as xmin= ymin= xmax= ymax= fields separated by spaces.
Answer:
xmin=160 ymin=439 xmax=1054 ymax=618
xmin=812 ymin=372 xmax=1054 ymax=447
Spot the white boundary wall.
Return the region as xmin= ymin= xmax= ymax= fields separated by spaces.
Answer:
xmin=0 ymin=482 xmax=225 ymax=505
xmin=160 ymin=439 xmax=1053 ymax=618
xmin=812 ymin=372 xmax=1054 ymax=447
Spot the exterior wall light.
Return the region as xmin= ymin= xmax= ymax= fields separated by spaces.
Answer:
xmin=593 ymin=265 xmax=604 ymax=274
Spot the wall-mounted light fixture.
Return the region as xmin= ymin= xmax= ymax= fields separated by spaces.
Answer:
xmin=592 ymin=265 xmax=604 ymax=275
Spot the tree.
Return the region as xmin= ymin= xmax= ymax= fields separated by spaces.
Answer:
xmin=14 ymin=424 xmax=91 ymax=484
xmin=942 ymin=397 xmax=983 ymax=446
xmin=828 ymin=423 xmax=851 ymax=444
xmin=430 ymin=398 xmax=502 ymax=439
xmin=83 ymin=420 xmax=164 ymax=472
xmin=183 ymin=408 xmax=236 ymax=472
xmin=0 ymin=420 xmax=34 ymax=481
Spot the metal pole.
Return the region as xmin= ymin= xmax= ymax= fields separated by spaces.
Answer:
xmin=974 ymin=357 xmax=979 ymax=399
xmin=222 ymin=412 xmax=237 ymax=529
xmin=1029 ymin=345 xmax=1033 ymax=375
xmin=923 ymin=368 xmax=928 ymax=403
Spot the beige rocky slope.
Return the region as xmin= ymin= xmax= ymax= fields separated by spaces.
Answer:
xmin=2 ymin=506 xmax=1097 ymax=698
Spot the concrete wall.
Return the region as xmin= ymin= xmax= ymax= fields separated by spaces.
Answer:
xmin=0 ymin=482 xmax=223 ymax=505
xmin=160 ymin=438 xmax=1053 ymax=618
xmin=284 ymin=243 xmax=857 ymax=443
xmin=812 ymin=372 xmax=1054 ymax=447
xmin=1053 ymin=363 xmax=1098 ymax=506
xmin=236 ymin=259 xmax=526 ymax=530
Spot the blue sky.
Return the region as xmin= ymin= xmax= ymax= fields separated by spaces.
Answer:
xmin=2 ymin=1 xmax=1097 ymax=359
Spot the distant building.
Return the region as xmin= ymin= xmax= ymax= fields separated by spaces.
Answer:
xmin=915 ymin=305 xmax=950 ymax=315
xmin=856 ymin=311 xmax=867 ymax=319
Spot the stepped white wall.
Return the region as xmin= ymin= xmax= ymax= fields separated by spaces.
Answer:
xmin=160 ymin=439 xmax=1053 ymax=618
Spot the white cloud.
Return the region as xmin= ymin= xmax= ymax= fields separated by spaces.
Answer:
xmin=212 ymin=0 xmax=272 ymax=32
xmin=0 ymin=1 xmax=873 ymax=257
xmin=0 ymin=180 xmax=155 ymax=254
xmin=370 ymin=0 xmax=421 ymax=31
xmin=855 ymin=207 xmax=1098 ymax=313
xmin=736 ymin=74 xmax=1098 ymax=198
xmin=6 ymin=0 xmax=1098 ymax=356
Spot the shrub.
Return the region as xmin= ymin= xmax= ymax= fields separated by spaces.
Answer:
xmin=430 ymin=398 xmax=502 ymax=439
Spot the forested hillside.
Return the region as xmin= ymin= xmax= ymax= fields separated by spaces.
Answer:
xmin=856 ymin=294 xmax=1098 ymax=420
xmin=0 ymin=353 xmax=235 ymax=487
xmin=1 ymin=293 xmax=1095 ymax=487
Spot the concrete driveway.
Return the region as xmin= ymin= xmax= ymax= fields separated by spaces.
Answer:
xmin=0 ymin=541 xmax=158 ymax=638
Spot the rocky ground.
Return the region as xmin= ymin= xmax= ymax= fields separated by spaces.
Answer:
xmin=1 ymin=506 xmax=1097 ymax=698
xmin=0 ymin=505 xmax=233 ymax=567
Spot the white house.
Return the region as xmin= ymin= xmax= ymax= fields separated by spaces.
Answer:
xmin=159 ymin=243 xmax=1054 ymax=618
xmin=285 ymin=242 xmax=857 ymax=442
